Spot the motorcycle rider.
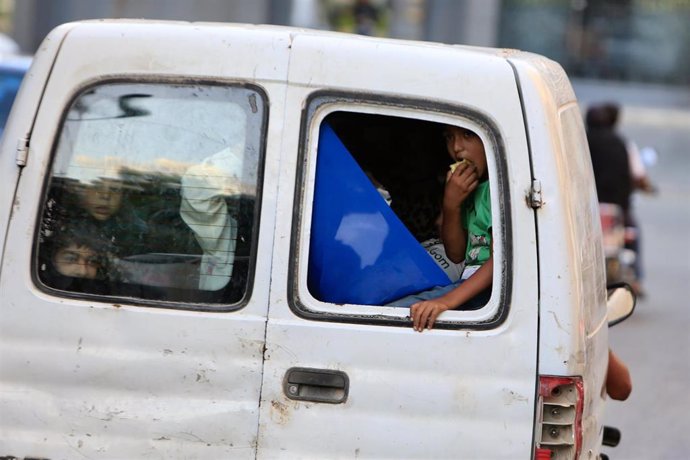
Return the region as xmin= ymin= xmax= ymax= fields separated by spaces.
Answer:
xmin=586 ymin=103 xmax=633 ymax=226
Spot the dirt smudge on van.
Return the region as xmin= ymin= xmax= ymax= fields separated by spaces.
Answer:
xmin=453 ymin=383 xmax=479 ymax=415
xmin=571 ymin=350 xmax=585 ymax=365
xmin=270 ymin=400 xmax=291 ymax=425
xmin=248 ymin=93 xmax=258 ymax=113
xmin=195 ymin=368 xmax=212 ymax=384
xmin=502 ymin=388 xmax=528 ymax=405
xmin=548 ymin=310 xmax=567 ymax=332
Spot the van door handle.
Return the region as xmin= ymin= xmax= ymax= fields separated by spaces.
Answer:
xmin=283 ymin=367 xmax=349 ymax=404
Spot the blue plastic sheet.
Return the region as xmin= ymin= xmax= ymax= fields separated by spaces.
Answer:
xmin=307 ymin=123 xmax=451 ymax=305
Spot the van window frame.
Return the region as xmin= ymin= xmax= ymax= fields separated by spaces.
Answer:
xmin=288 ymin=91 xmax=512 ymax=330
xmin=31 ymin=77 xmax=269 ymax=313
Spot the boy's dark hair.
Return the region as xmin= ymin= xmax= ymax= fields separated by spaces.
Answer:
xmin=42 ymin=219 xmax=112 ymax=282
xmin=50 ymin=219 xmax=110 ymax=254
xmin=38 ymin=218 xmax=111 ymax=290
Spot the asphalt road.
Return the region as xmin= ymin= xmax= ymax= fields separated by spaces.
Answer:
xmin=574 ymin=81 xmax=690 ymax=460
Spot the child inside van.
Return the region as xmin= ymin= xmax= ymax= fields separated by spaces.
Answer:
xmin=388 ymin=125 xmax=493 ymax=331
xmin=72 ymin=177 xmax=148 ymax=257
xmin=51 ymin=226 xmax=104 ymax=280
xmin=39 ymin=219 xmax=108 ymax=288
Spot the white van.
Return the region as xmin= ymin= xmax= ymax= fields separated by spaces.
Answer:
xmin=0 ymin=20 xmax=633 ymax=459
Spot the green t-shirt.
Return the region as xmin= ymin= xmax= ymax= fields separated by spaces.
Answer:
xmin=462 ymin=180 xmax=492 ymax=265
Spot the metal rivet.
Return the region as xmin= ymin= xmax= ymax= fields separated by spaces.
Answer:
xmin=549 ymin=427 xmax=560 ymax=438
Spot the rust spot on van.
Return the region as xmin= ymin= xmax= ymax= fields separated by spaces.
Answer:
xmin=270 ymin=400 xmax=291 ymax=425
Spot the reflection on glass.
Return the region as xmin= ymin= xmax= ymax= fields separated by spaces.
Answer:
xmin=37 ymin=83 xmax=265 ymax=305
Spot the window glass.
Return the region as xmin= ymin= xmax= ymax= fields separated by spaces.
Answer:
xmin=37 ymin=83 xmax=265 ymax=306
xmin=305 ymin=110 xmax=495 ymax=315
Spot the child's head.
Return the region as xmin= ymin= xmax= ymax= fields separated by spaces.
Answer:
xmin=76 ymin=179 xmax=123 ymax=221
xmin=443 ymin=125 xmax=488 ymax=179
xmin=49 ymin=221 xmax=106 ymax=279
xmin=53 ymin=243 xmax=101 ymax=279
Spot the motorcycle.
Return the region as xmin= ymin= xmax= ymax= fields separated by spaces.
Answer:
xmin=601 ymin=144 xmax=658 ymax=293
xmin=599 ymin=202 xmax=637 ymax=287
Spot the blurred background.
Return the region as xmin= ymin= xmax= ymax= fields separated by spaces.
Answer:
xmin=4 ymin=0 xmax=690 ymax=87
xmin=1 ymin=1 xmax=688 ymax=459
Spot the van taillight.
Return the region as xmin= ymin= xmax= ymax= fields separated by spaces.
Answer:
xmin=535 ymin=376 xmax=583 ymax=460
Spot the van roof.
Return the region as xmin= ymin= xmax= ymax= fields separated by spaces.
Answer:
xmin=66 ymin=19 xmax=574 ymax=107
xmin=72 ymin=18 xmax=522 ymax=57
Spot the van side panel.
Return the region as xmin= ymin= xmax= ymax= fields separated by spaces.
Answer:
xmin=0 ymin=22 xmax=290 ymax=458
xmin=510 ymin=55 xmax=609 ymax=456
xmin=258 ymin=35 xmax=540 ymax=458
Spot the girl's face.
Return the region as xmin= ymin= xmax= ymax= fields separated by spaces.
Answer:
xmin=443 ymin=126 xmax=488 ymax=179
xmin=53 ymin=243 xmax=101 ymax=279
xmin=78 ymin=180 xmax=123 ymax=221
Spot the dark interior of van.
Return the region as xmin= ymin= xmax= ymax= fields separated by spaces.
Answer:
xmin=325 ymin=111 xmax=452 ymax=242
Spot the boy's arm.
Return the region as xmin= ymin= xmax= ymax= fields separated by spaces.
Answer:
xmin=410 ymin=255 xmax=493 ymax=332
xmin=441 ymin=201 xmax=467 ymax=264
xmin=442 ymin=163 xmax=478 ymax=263
xmin=606 ymin=349 xmax=632 ymax=401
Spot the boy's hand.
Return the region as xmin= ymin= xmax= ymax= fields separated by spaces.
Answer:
xmin=410 ymin=300 xmax=451 ymax=332
xmin=444 ymin=161 xmax=478 ymax=208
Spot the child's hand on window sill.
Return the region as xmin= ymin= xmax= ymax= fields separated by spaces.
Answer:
xmin=410 ymin=300 xmax=451 ymax=332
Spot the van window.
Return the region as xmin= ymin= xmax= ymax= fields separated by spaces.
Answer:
xmin=36 ymin=82 xmax=266 ymax=307
xmin=294 ymin=103 xmax=505 ymax=327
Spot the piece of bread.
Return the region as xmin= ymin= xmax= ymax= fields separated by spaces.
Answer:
xmin=449 ymin=158 xmax=473 ymax=173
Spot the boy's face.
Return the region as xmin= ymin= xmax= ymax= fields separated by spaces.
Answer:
xmin=53 ymin=243 xmax=101 ymax=279
xmin=77 ymin=180 xmax=123 ymax=221
xmin=443 ymin=126 xmax=488 ymax=179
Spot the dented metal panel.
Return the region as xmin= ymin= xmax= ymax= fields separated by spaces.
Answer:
xmin=0 ymin=20 xmax=290 ymax=458
xmin=258 ymin=33 xmax=540 ymax=458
